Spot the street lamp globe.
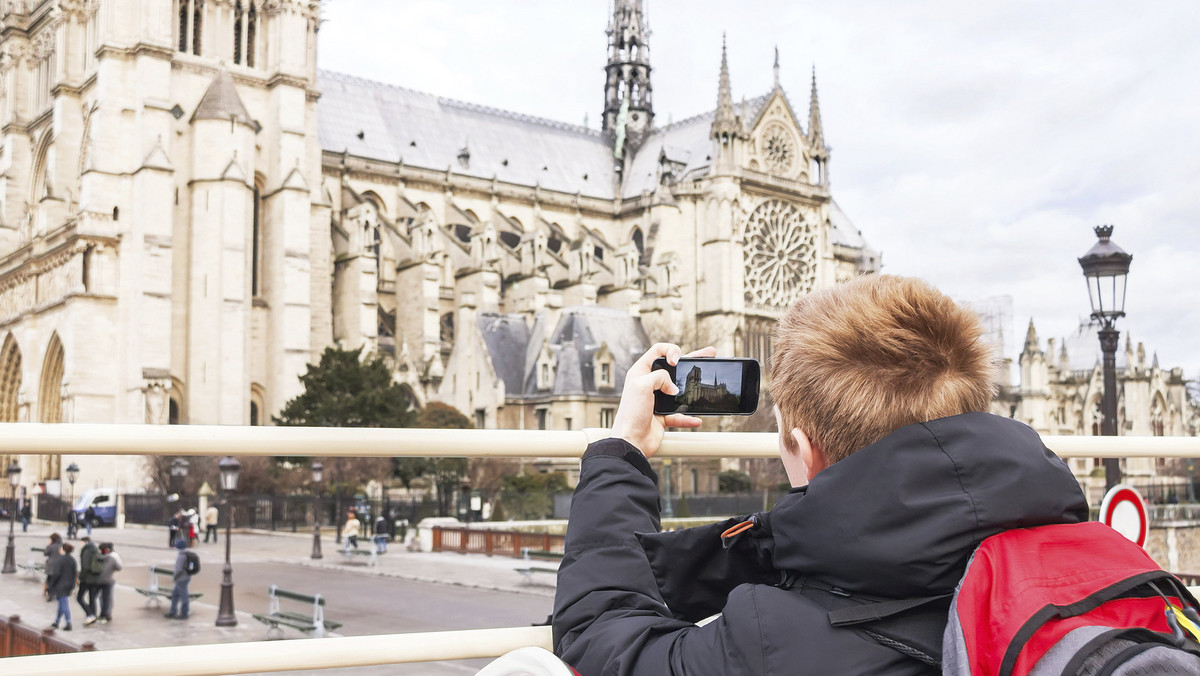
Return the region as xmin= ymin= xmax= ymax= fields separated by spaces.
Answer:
xmin=6 ymin=460 xmax=19 ymax=487
xmin=311 ymin=461 xmax=324 ymax=484
xmin=170 ymin=457 xmax=190 ymax=480
xmin=1078 ymin=225 xmax=1133 ymax=328
xmin=66 ymin=462 xmax=79 ymax=486
xmin=218 ymin=456 xmax=241 ymax=492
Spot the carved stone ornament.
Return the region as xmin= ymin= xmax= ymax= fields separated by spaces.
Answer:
xmin=743 ymin=199 xmax=816 ymax=309
xmin=761 ymin=122 xmax=797 ymax=175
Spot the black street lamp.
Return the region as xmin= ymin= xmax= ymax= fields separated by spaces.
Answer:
xmin=66 ymin=462 xmax=79 ymax=538
xmin=170 ymin=457 xmax=190 ymax=494
xmin=310 ymin=461 xmax=324 ymax=560
xmin=215 ymin=456 xmax=241 ymax=627
xmin=3 ymin=460 xmax=21 ymax=574
xmin=1079 ymin=224 xmax=1133 ymax=491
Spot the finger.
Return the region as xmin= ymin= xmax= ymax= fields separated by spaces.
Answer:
xmin=639 ymin=369 xmax=678 ymax=395
xmin=682 ymin=346 xmax=717 ymax=359
xmin=663 ymin=413 xmax=703 ymax=428
xmin=632 ymin=342 xmax=683 ymax=372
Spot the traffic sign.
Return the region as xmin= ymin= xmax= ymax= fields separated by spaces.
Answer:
xmin=1099 ymin=483 xmax=1149 ymax=548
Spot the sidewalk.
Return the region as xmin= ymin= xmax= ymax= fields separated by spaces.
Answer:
xmin=0 ymin=520 xmax=555 ymax=654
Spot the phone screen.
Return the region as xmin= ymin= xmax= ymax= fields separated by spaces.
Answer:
xmin=652 ymin=357 xmax=760 ymax=416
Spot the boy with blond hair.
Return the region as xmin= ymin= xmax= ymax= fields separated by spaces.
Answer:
xmin=553 ymin=275 xmax=1087 ymax=675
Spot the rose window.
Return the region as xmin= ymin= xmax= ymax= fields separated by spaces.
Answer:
xmin=743 ymin=200 xmax=816 ymax=309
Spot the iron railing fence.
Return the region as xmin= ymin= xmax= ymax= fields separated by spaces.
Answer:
xmin=0 ymin=614 xmax=95 ymax=657
xmin=0 ymin=424 xmax=1198 ymax=676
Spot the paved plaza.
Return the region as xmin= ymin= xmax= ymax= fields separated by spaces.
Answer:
xmin=0 ymin=520 xmax=556 ymax=674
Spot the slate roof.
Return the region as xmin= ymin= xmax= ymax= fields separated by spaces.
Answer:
xmin=829 ymin=200 xmax=867 ymax=249
xmin=318 ymin=71 xmax=618 ymax=200
xmin=192 ymin=70 xmax=254 ymax=126
xmin=474 ymin=307 xmax=649 ymax=400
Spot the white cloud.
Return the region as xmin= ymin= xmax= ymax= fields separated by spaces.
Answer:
xmin=318 ymin=1 xmax=1200 ymax=378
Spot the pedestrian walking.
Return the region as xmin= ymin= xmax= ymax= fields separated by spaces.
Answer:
xmin=372 ymin=514 xmax=389 ymax=554
xmin=186 ymin=509 xmax=200 ymax=546
xmin=340 ymin=511 xmax=360 ymax=553
xmin=204 ymin=504 xmax=218 ymax=543
xmin=167 ymin=510 xmax=182 ymax=548
xmin=47 ymin=542 xmax=77 ymax=631
xmin=165 ymin=538 xmax=193 ymax=619
xmin=94 ymin=543 xmax=122 ymax=624
xmin=76 ymin=536 xmax=100 ymax=625
xmin=84 ymin=505 xmax=95 ymax=536
xmin=20 ymin=501 xmax=31 ymax=532
xmin=66 ymin=509 xmax=78 ymax=540
xmin=43 ymin=532 xmax=63 ymax=602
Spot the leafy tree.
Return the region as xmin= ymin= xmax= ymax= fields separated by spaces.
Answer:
xmin=275 ymin=346 xmax=416 ymax=428
xmin=718 ymin=469 xmax=753 ymax=494
xmin=499 ymin=471 xmax=569 ymax=520
xmin=393 ymin=401 xmax=473 ymax=516
xmin=275 ymin=346 xmax=415 ymax=503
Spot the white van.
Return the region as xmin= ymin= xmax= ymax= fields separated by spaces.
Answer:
xmin=74 ymin=488 xmax=118 ymax=527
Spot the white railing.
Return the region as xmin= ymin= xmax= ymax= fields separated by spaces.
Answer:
xmin=1 ymin=423 xmax=1198 ymax=676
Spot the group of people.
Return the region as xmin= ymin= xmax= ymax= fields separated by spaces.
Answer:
xmin=339 ymin=511 xmax=407 ymax=554
xmin=66 ymin=505 xmax=96 ymax=540
xmin=167 ymin=504 xmax=219 ymax=548
xmin=43 ymin=533 xmax=123 ymax=631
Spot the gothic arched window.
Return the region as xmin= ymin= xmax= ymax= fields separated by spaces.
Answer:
xmin=39 ymin=333 xmax=64 ymax=424
xmin=0 ymin=334 xmax=22 ymax=423
xmin=234 ymin=1 xmax=258 ymax=67
xmin=177 ymin=0 xmax=204 ymax=56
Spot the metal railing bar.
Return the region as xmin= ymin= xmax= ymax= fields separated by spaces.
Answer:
xmin=0 ymin=626 xmax=554 ymax=676
xmin=0 ymin=423 xmax=1196 ymax=458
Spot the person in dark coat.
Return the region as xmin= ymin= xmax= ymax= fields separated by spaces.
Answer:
xmin=20 ymin=501 xmax=31 ymax=531
xmin=165 ymin=538 xmax=192 ymax=619
xmin=551 ymin=276 xmax=1089 ymax=675
xmin=43 ymin=532 xmax=63 ymax=602
xmin=76 ymin=536 xmax=100 ymax=624
xmin=168 ymin=510 xmax=182 ymax=548
xmin=47 ymin=542 xmax=77 ymax=631
xmin=84 ymin=505 xmax=95 ymax=536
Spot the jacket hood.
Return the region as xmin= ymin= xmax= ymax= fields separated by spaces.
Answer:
xmin=638 ymin=413 xmax=1088 ymax=616
xmin=766 ymin=412 xmax=1088 ymax=596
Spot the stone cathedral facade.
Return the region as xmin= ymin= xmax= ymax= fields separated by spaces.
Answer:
xmin=0 ymin=0 xmax=877 ymax=492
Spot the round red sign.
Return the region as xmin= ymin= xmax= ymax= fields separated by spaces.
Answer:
xmin=1099 ymin=484 xmax=1149 ymax=548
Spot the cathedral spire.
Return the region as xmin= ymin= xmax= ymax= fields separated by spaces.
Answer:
xmin=602 ymin=0 xmax=654 ymax=156
xmin=1023 ymin=318 xmax=1041 ymax=354
xmin=711 ymin=34 xmax=739 ymax=141
xmin=773 ymin=45 xmax=781 ymax=89
xmin=808 ymin=65 xmax=825 ymax=147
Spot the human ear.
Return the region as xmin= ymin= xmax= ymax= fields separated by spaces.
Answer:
xmin=791 ymin=428 xmax=827 ymax=481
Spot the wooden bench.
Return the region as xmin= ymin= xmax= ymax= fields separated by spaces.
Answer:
xmin=251 ymin=585 xmax=343 ymax=639
xmin=17 ymin=547 xmax=46 ymax=582
xmin=133 ymin=565 xmax=204 ymax=608
xmin=339 ymin=547 xmax=378 ymax=567
xmin=515 ymin=547 xmax=562 ymax=585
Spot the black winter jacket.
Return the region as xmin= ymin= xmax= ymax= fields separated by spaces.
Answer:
xmin=46 ymin=553 xmax=77 ymax=599
xmin=553 ymin=412 xmax=1088 ymax=675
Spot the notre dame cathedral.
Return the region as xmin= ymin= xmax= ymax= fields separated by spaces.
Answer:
xmin=0 ymin=0 xmax=878 ymax=490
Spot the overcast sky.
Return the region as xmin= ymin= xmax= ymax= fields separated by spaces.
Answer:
xmin=318 ymin=1 xmax=1200 ymax=381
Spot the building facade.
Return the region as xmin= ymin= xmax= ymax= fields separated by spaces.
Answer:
xmin=0 ymin=0 xmax=878 ymax=494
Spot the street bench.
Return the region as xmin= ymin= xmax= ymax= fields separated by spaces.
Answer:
xmin=251 ymin=585 xmax=343 ymax=639
xmin=339 ymin=547 xmax=378 ymax=567
xmin=133 ymin=565 xmax=204 ymax=608
xmin=17 ymin=547 xmax=46 ymax=582
xmin=515 ymin=548 xmax=561 ymax=585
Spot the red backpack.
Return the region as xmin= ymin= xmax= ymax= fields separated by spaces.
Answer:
xmin=943 ymin=521 xmax=1200 ymax=675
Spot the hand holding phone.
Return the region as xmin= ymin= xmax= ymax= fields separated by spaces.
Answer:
xmin=651 ymin=358 xmax=760 ymax=416
xmin=608 ymin=343 xmax=716 ymax=457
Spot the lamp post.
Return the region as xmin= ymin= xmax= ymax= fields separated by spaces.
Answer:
xmin=1078 ymin=224 xmax=1133 ymax=492
xmin=3 ymin=460 xmax=21 ymax=574
xmin=66 ymin=462 xmax=79 ymax=539
xmin=215 ymin=456 xmax=241 ymax=627
xmin=170 ymin=457 xmax=190 ymax=494
xmin=310 ymin=461 xmax=323 ymax=560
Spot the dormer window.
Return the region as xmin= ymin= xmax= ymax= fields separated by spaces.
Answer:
xmin=594 ymin=342 xmax=615 ymax=390
xmin=539 ymin=363 xmax=551 ymax=390
xmin=600 ymin=363 xmax=611 ymax=386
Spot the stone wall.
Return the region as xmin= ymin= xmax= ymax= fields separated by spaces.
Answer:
xmin=1146 ymin=524 xmax=1200 ymax=573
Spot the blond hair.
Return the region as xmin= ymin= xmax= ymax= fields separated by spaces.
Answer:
xmin=769 ymin=275 xmax=995 ymax=464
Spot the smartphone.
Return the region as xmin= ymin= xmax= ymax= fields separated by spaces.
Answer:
xmin=651 ymin=357 xmax=760 ymax=416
